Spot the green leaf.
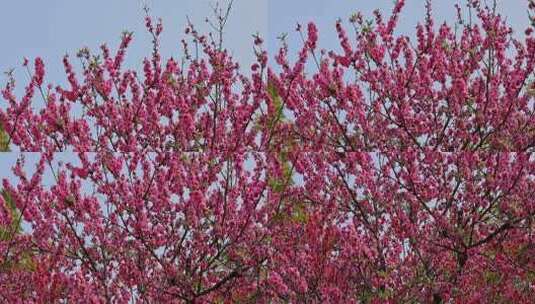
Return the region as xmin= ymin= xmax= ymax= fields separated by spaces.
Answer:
xmin=291 ymin=202 xmax=309 ymax=224
xmin=0 ymin=123 xmax=10 ymax=152
xmin=267 ymin=81 xmax=285 ymax=130
xmin=0 ymin=191 xmax=21 ymax=241
xmin=0 ymin=190 xmax=35 ymax=274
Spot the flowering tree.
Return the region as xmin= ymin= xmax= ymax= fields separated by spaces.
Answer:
xmin=1 ymin=0 xmax=534 ymax=303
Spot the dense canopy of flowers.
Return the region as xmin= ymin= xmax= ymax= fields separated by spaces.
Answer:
xmin=1 ymin=0 xmax=534 ymax=302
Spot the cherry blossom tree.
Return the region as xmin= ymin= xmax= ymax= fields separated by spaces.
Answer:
xmin=1 ymin=0 xmax=534 ymax=303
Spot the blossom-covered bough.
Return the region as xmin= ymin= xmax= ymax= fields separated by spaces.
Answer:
xmin=0 ymin=0 xmax=534 ymax=302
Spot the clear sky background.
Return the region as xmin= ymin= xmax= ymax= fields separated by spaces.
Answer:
xmin=0 ymin=0 xmax=531 ymax=183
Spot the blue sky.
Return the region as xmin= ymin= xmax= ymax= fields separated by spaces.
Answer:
xmin=0 ymin=0 xmax=531 ymax=182
xmin=1 ymin=1 xmax=530 ymax=83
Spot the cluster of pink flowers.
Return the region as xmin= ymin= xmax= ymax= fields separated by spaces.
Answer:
xmin=0 ymin=0 xmax=534 ymax=302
